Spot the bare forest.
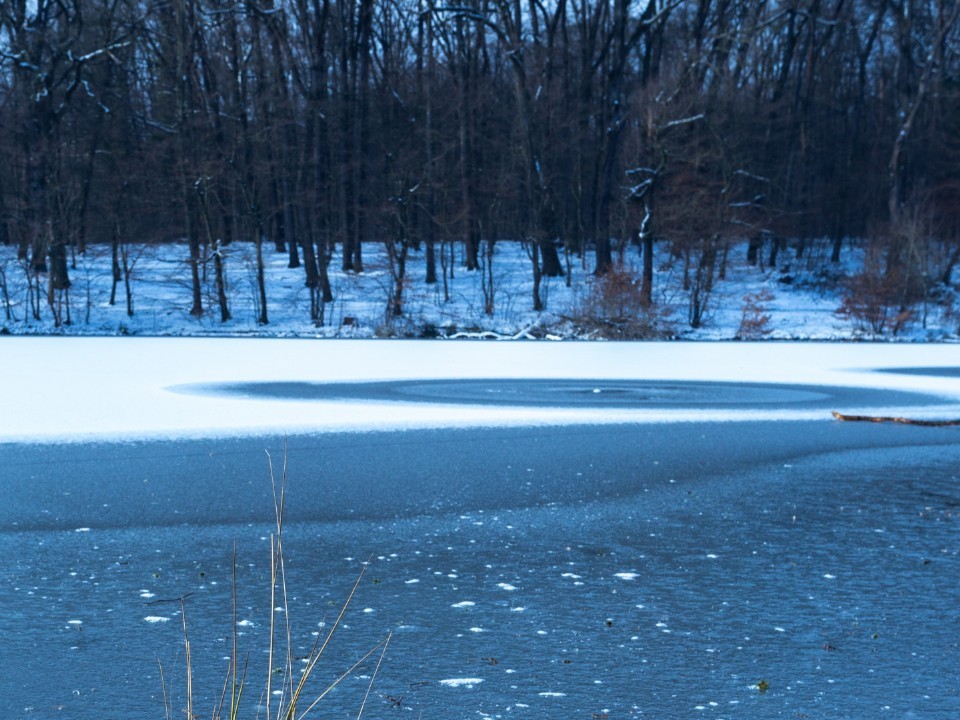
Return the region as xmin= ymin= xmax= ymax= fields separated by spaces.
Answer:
xmin=1 ymin=0 xmax=959 ymax=333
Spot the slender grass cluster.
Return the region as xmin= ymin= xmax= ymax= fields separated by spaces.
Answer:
xmin=158 ymin=449 xmax=391 ymax=720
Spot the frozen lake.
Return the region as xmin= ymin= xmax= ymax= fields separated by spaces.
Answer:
xmin=2 ymin=364 xmax=959 ymax=719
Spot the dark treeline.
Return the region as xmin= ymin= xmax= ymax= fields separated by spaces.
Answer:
xmin=1 ymin=0 xmax=959 ymax=326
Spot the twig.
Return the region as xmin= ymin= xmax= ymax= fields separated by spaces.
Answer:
xmin=831 ymin=410 xmax=960 ymax=427
xmin=146 ymin=592 xmax=194 ymax=605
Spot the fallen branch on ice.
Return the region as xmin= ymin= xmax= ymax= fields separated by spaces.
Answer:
xmin=831 ymin=411 xmax=960 ymax=427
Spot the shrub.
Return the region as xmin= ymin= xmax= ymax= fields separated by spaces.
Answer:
xmin=736 ymin=289 xmax=775 ymax=339
xmin=572 ymin=267 xmax=674 ymax=339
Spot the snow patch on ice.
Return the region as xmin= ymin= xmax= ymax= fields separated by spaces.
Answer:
xmin=439 ymin=678 xmax=484 ymax=688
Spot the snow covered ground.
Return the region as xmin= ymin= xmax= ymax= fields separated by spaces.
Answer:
xmin=1 ymin=239 xmax=957 ymax=341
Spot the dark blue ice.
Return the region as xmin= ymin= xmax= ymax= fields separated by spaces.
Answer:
xmin=1 ymin=379 xmax=958 ymax=719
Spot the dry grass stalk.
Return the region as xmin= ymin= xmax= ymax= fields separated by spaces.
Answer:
xmin=159 ymin=445 xmax=389 ymax=719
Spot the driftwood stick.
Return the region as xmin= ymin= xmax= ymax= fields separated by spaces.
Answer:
xmin=831 ymin=411 xmax=960 ymax=427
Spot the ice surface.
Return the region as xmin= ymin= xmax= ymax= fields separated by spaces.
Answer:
xmin=2 ymin=339 xmax=960 ymax=443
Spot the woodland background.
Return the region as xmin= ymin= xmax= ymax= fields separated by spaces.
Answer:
xmin=1 ymin=0 xmax=959 ymax=333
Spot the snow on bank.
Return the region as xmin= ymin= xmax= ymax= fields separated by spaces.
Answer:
xmin=2 ymin=337 xmax=960 ymax=443
xmin=1 ymin=239 xmax=956 ymax=341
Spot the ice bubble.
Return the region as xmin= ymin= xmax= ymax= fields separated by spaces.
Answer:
xmin=823 ymin=574 xmax=836 ymax=579
xmin=510 ymin=607 xmax=526 ymax=612
xmin=237 ymin=620 xmax=254 ymax=627
xmin=67 ymin=620 xmax=83 ymax=626
xmin=405 ymin=579 xmax=420 ymax=584
xmin=439 ymin=678 xmax=484 ymax=688
xmin=538 ymin=692 xmax=566 ymax=697
xmin=144 ymin=616 xmax=170 ymax=623
xmin=497 ymin=583 xmax=517 ymax=591
xmin=614 ymin=572 xmax=638 ymax=580
xmin=469 ymin=627 xmax=484 ymax=633
xmin=74 ymin=528 xmax=90 ymax=533
xmin=451 ymin=601 xmax=476 ymax=608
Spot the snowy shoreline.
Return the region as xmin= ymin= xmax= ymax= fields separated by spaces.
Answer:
xmin=3 ymin=240 xmax=959 ymax=342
